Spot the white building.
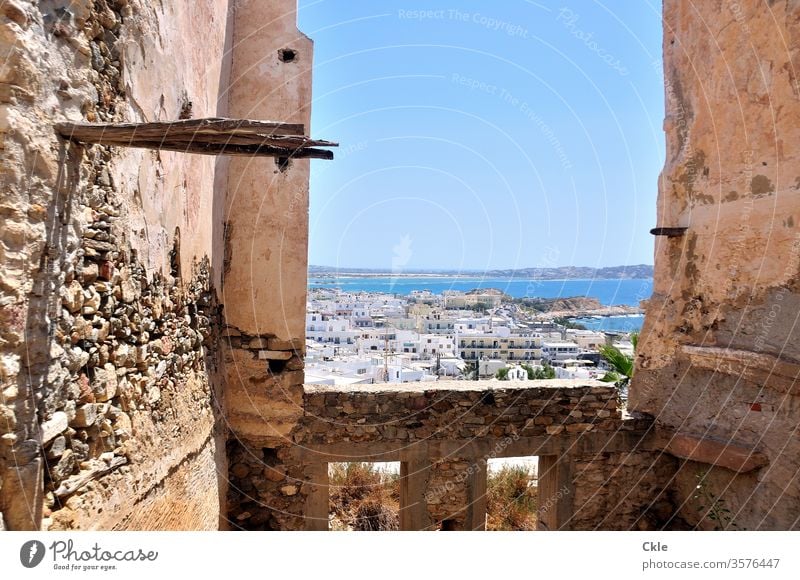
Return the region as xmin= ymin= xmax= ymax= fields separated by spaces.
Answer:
xmin=443 ymin=290 xmax=503 ymax=309
xmin=542 ymin=341 xmax=580 ymax=362
xmin=304 ymin=353 xmax=437 ymax=385
xmin=505 ymin=364 xmax=529 ymax=381
xmin=457 ymin=324 xmax=543 ymax=363
xmin=567 ymin=330 xmax=607 ymax=350
xmin=305 ymin=312 xmax=361 ymax=350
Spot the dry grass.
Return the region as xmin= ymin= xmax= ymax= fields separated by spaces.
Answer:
xmin=328 ymin=462 xmax=399 ymax=531
xmin=327 ymin=462 xmax=537 ymax=531
xmin=486 ymin=465 xmax=538 ymax=531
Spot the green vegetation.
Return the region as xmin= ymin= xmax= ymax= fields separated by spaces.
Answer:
xmin=599 ymin=332 xmax=637 ymax=386
xmin=553 ymin=316 xmax=588 ymax=330
xmin=521 ymin=363 xmax=556 ymax=380
xmin=461 ymin=360 xmax=479 ymax=380
xmin=486 ymin=465 xmax=538 ymax=531
xmin=693 ymin=470 xmax=740 ymax=530
xmin=328 ymin=463 xmax=399 ymax=531
xmin=497 ymin=364 xmax=556 ymax=381
xmin=599 ymin=332 xmax=638 ymax=402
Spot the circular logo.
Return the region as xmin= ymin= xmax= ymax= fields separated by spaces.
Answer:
xmin=20 ymin=540 xmax=46 ymax=568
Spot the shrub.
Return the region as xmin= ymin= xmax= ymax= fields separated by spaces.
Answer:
xmin=328 ymin=462 xmax=399 ymax=531
xmin=486 ymin=464 xmax=538 ymax=531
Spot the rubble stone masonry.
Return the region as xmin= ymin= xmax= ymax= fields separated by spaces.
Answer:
xmin=0 ymin=0 xmax=231 ymax=530
xmin=227 ymin=380 xmax=673 ymax=530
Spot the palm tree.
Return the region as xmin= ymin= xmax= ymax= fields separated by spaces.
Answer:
xmin=599 ymin=332 xmax=638 ymax=401
xmin=461 ymin=360 xmax=479 ymax=380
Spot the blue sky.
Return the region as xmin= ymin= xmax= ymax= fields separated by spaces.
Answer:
xmin=298 ymin=1 xmax=664 ymax=271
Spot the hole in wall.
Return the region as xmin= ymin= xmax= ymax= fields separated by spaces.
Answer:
xmin=268 ymin=358 xmax=287 ymax=373
xmin=262 ymin=447 xmax=278 ymax=465
xmin=279 ymin=48 xmax=297 ymax=63
xmin=275 ymin=157 xmax=291 ymax=172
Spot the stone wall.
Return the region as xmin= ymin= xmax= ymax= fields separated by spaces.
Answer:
xmin=0 ymin=0 xmax=232 ymax=530
xmin=228 ymin=380 xmax=668 ymax=530
xmin=298 ymin=381 xmax=622 ymax=445
xmin=631 ymin=0 xmax=800 ymax=530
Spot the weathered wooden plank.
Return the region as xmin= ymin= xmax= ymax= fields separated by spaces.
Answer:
xmin=55 ymin=118 xmax=336 ymax=159
xmin=163 ymin=134 xmax=336 ymax=148
xmin=683 ymin=345 xmax=800 ymax=395
xmin=65 ymin=140 xmax=335 ymax=160
xmin=54 ymin=456 xmax=127 ymax=499
xmin=654 ymin=428 xmax=768 ymax=473
xmin=57 ymin=129 xmax=336 ymax=150
xmin=56 ymin=117 xmax=305 ymax=138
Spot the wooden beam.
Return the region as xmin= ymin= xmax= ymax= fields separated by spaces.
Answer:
xmin=57 ymin=131 xmax=336 ymax=150
xmin=55 ymin=118 xmax=338 ymax=159
xmin=54 ymin=456 xmax=127 ymax=499
xmin=56 ymin=117 xmax=305 ymax=138
xmin=653 ymin=428 xmax=768 ymax=473
xmin=63 ymin=140 xmax=334 ymax=160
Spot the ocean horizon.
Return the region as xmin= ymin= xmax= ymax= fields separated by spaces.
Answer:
xmin=309 ymin=276 xmax=653 ymax=308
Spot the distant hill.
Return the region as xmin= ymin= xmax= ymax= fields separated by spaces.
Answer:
xmin=308 ymin=264 xmax=653 ymax=280
xmin=484 ymin=264 xmax=653 ymax=279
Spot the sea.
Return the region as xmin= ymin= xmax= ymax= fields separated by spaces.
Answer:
xmin=309 ymin=276 xmax=652 ymax=332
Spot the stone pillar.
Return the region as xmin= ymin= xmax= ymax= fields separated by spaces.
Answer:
xmin=537 ymin=454 xmax=574 ymax=530
xmin=399 ymin=444 xmax=433 ymax=531
xmin=303 ymin=461 xmax=329 ymax=531
xmin=465 ymin=458 xmax=487 ymax=531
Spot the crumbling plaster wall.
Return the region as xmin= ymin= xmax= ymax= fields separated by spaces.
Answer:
xmin=0 ymin=0 xmax=232 ymax=530
xmin=632 ymin=0 xmax=800 ymax=530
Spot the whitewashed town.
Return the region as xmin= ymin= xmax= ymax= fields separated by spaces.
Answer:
xmin=305 ymin=287 xmax=637 ymax=386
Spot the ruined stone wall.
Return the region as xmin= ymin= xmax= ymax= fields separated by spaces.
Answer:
xmin=570 ymin=449 xmax=676 ymax=531
xmin=298 ymin=381 xmax=622 ymax=446
xmin=227 ymin=380 xmax=667 ymax=530
xmin=0 ymin=0 xmax=232 ymax=530
xmin=632 ymin=0 xmax=800 ymax=530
